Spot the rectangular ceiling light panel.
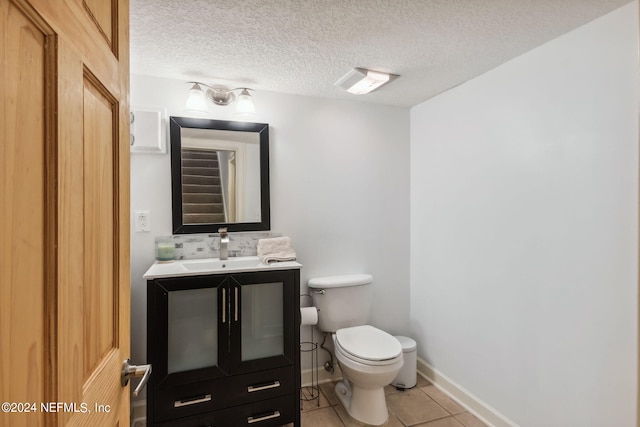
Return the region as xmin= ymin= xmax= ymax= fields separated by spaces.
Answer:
xmin=335 ymin=68 xmax=398 ymax=95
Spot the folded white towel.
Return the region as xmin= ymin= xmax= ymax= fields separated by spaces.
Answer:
xmin=257 ymin=236 xmax=297 ymax=264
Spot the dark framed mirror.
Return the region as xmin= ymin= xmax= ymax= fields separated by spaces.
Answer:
xmin=170 ymin=116 xmax=270 ymax=234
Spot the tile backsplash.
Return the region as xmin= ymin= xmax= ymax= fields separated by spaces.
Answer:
xmin=163 ymin=231 xmax=282 ymax=260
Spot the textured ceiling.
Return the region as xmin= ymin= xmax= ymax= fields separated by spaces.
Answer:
xmin=130 ymin=0 xmax=631 ymax=107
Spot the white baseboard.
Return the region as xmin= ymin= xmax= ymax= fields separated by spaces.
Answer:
xmin=301 ymin=364 xmax=343 ymax=387
xmin=417 ymin=357 xmax=518 ymax=427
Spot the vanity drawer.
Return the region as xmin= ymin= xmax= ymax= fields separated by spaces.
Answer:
xmin=154 ymin=366 xmax=296 ymax=422
xmin=230 ymin=365 xmax=295 ymax=402
xmin=154 ymin=395 xmax=296 ymax=427
xmin=230 ymin=394 xmax=297 ymax=427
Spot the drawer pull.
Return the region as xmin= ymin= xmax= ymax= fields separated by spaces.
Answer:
xmin=247 ymin=410 xmax=280 ymax=424
xmin=247 ymin=380 xmax=281 ymax=393
xmin=174 ymin=394 xmax=212 ymax=407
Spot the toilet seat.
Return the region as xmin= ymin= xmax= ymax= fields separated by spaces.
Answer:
xmin=335 ymin=325 xmax=402 ymax=366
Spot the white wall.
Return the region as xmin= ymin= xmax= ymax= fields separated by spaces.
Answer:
xmin=410 ymin=3 xmax=638 ymax=427
xmin=130 ymin=75 xmax=411 ymax=382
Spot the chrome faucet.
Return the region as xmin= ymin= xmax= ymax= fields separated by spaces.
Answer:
xmin=218 ymin=227 xmax=229 ymax=260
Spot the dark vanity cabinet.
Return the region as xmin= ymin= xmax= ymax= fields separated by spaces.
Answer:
xmin=146 ymin=269 xmax=301 ymax=427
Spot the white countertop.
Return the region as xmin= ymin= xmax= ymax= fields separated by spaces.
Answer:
xmin=143 ymin=256 xmax=302 ymax=279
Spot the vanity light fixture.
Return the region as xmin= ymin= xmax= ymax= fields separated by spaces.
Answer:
xmin=335 ymin=68 xmax=399 ymax=95
xmin=184 ymin=82 xmax=256 ymax=119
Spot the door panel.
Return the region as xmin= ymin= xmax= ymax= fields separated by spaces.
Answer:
xmin=82 ymin=73 xmax=117 ymax=378
xmin=82 ymin=0 xmax=116 ymax=49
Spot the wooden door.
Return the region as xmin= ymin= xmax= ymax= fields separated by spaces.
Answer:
xmin=1 ymin=0 xmax=130 ymax=426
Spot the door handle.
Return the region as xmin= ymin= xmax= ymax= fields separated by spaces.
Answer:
xmin=121 ymin=359 xmax=152 ymax=397
xmin=234 ymin=286 xmax=239 ymax=322
xmin=222 ymin=287 xmax=227 ymax=323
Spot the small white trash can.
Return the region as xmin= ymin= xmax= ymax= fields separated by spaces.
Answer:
xmin=391 ymin=336 xmax=417 ymax=389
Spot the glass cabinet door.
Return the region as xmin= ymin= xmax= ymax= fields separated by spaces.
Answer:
xmin=151 ymin=275 xmax=230 ymax=386
xmin=167 ymin=287 xmax=218 ymax=373
xmin=229 ymin=271 xmax=296 ymax=374
xmin=240 ymin=281 xmax=284 ymax=361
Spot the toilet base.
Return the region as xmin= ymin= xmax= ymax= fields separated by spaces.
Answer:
xmin=334 ymin=379 xmax=388 ymax=426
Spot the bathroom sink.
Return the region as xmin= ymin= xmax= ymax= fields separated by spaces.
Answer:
xmin=181 ymin=257 xmax=263 ymax=272
xmin=143 ymin=256 xmax=302 ymax=279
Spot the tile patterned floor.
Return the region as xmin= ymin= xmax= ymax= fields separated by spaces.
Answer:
xmin=294 ymin=375 xmax=488 ymax=427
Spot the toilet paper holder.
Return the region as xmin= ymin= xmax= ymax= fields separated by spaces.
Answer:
xmin=300 ymin=294 xmax=320 ymax=407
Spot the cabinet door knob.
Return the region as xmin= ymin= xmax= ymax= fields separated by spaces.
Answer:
xmin=121 ymin=359 xmax=152 ymax=397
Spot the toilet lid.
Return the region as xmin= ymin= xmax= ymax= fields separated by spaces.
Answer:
xmin=336 ymin=325 xmax=402 ymax=361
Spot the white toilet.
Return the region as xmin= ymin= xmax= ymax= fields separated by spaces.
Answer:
xmin=308 ymin=274 xmax=403 ymax=426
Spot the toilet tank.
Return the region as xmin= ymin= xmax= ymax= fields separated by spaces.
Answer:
xmin=308 ymin=274 xmax=373 ymax=332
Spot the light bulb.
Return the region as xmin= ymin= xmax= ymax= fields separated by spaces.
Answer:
xmin=184 ymin=83 xmax=208 ymax=113
xmin=234 ymin=89 xmax=256 ymax=120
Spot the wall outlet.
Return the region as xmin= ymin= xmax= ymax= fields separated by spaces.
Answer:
xmin=135 ymin=210 xmax=151 ymax=232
